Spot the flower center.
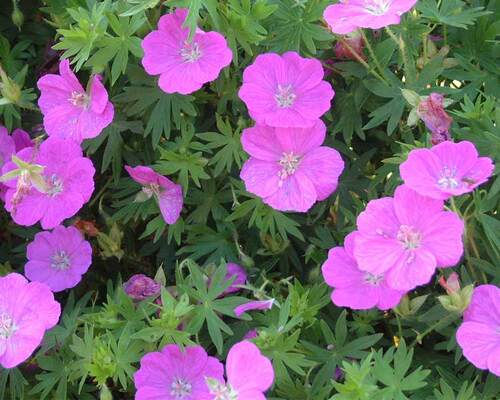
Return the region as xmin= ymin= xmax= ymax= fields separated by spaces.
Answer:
xmin=0 ymin=313 xmax=17 ymax=340
xmin=364 ymin=0 xmax=391 ymax=15
xmin=397 ymin=225 xmax=421 ymax=250
xmin=45 ymin=174 xmax=64 ymax=197
xmin=143 ymin=183 xmax=161 ymax=198
xmin=180 ymin=41 xmax=202 ymax=63
xmin=170 ymin=378 xmax=192 ymax=399
xmin=275 ymin=84 xmax=296 ymax=108
xmin=278 ymin=152 xmax=301 ymax=183
xmin=51 ymin=250 xmax=71 ymax=270
xmin=437 ymin=166 xmax=459 ymax=189
xmin=363 ymin=272 xmax=384 ymax=286
xmin=207 ymin=380 xmax=238 ymax=400
xmin=68 ymin=91 xmax=90 ymax=109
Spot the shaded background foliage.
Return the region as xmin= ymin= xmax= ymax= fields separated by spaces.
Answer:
xmin=0 ymin=0 xmax=499 ymax=399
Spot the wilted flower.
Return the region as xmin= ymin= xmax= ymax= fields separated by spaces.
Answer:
xmin=324 ymin=0 xmax=418 ymax=35
xmin=456 ymin=285 xmax=500 ymax=376
xmin=134 ymin=344 xmax=224 ymax=400
xmin=125 ymin=165 xmax=183 ymax=225
xmin=353 ymin=185 xmax=464 ymax=291
xmin=123 ymin=274 xmax=161 ymax=301
xmin=74 ymin=219 xmax=100 ymax=237
xmin=37 ymin=59 xmax=114 ymax=143
xmin=206 ymin=341 xmax=274 ymax=400
xmin=234 ymin=299 xmax=275 ymax=317
xmin=243 ymin=329 xmax=258 ymax=340
xmin=400 ymin=141 xmax=494 ymax=200
xmin=1 ymin=137 xmax=95 ymax=229
xmin=0 ymin=273 xmax=60 ymax=368
xmin=25 ymin=225 xmax=92 ymax=292
xmin=239 ymin=52 xmax=334 ymax=128
xmin=334 ymin=30 xmax=366 ymax=60
xmin=141 ymin=8 xmax=232 ymax=95
xmin=322 ymin=231 xmax=405 ymax=310
xmin=240 ymin=121 xmax=344 ymax=212
xmin=417 ymin=93 xmax=452 ymax=144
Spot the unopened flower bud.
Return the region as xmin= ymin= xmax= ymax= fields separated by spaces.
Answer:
xmin=11 ymin=4 xmax=24 ymax=30
xmin=334 ymin=30 xmax=366 ymax=61
xmin=123 ymin=274 xmax=161 ymax=301
xmin=417 ymin=93 xmax=452 ymax=145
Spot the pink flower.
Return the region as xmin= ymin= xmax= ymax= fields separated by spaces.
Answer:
xmin=400 ymin=141 xmax=494 ymax=200
xmin=238 ymin=52 xmax=334 ymax=128
xmin=240 ymin=121 xmax=344 ymax=212
xmin=353 ymin=185 xmax=464 ymax=291
xmin=0 ymin=126 xmax=32 ymax=201
xmin=2 ymin=137 xmax=95 ymax=229
xmin=141 ymin=8 xmax=232 ymax=95
xmin=123 ymin=274 xmax=161 ymax=301
xmin=322 ymin=232 xmax=405 ymax=310
xmin=134 ymin=344 xmax=224 ymax=400
xmin=207 ymin=341 xmax=274 ymax=400
xmin=324 ymin=0 xmax=418 ymax=35
xmin=222 ymin=263 xmax=247 ymax=295
xmin=234 ymin=299 xmax=275 ymax=317
xmin=334 ymin=31 xmax=366 ymax=60
xmin=456 ymin=285 xmax=500 ymax=376
xmin=125 ymin=165 xmax=183 ymax=224
xmin=0 ymin=273 xmax=60 ymax=369
xmin=37 ymin=59 xmax=114 ymax=143
xmin=25 ymin=225 xmax=92 ymax=292
xmin=417 ymin=93 xmax=452 ymax=145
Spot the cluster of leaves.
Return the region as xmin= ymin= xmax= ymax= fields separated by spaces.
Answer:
xmin=0 ymin=0 xmax=499 ymax=399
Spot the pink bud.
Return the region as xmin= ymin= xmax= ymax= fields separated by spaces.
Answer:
xmin=123 ymin=274 xmax=161 ymax=301
xmin=334 ymin=31 xmax=366 ymax=61
xmin=439 ymin=272 xmax=460 ymax=294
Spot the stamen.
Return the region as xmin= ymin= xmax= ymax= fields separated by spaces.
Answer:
xmin=69 ymin=91 xmax=90 ymax=109
xmin=180 ymin=42 xmax=202 ymax=63
xmin=364 ymin=0 xmax=391 ymax=15
xmin=275 ymin=84 xmax=296 ymax=108
xmin=170 ymin=378 xmax=192 ymax=399
xmin=0 ymin=313 xmax=17 ymax=339
xmin=51 ymin=250 xmax=71 ymax=270
xmin=397 ymin=225 xmax=421 ymax=250
xmin=278 ymin=152 xmax=301 ymax=184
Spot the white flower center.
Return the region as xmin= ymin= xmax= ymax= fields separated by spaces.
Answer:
xmin=0 ymin=313 xmax=17 ymax=340
xmin=275 ymin=84 xmax=296 ymax=108
xmin=46 ymin=174 xmax=64 ymax=197
xmin=69 ymin=91 xmax=90 ymax=109
xmin=364 ymin=0 xmax=391 ymax=15
xmin=51 ymin=250 xmax=71 ymax=270
xmin=278 ymin=152 xmax=301 ymax=184
xmin=397 ymin=225 xmax=421 ymax=250
xmin=207 ymin=380 xmax=238 ymax=400
xmin=363 ymin=272 xmax=384 ymax=286
xmin=143 ymin=183 xmax=161 ymax=198
xmin=170 ymin=377 xmax=192 ymax=399
xmin=180 ymin=41 xmax=202 ymax=63
xmin=437 ymin=167 xmax=459 ymax=189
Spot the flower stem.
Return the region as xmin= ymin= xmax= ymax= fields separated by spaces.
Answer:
xmin=336 ymin=36 xmax=389 ymax=85
xmin=359 ymin=30 xmax=388 ymax=83
xmin=385 ymin=26 xmax=415 ymax=85
xmin=410 ymin=313 xmax=459 ymax=347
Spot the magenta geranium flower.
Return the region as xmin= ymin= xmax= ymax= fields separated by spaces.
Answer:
xmin=400 ymin=141 xmax=494 ymax=200
xmin=125 ymin=165 xmax=183 ymax=224
xmin=207 ymin=341 xmax=274 ymax=400
xmin=141 ymin=8 xmax=232 ymax=95
xmin=324 ymin=0 xmax=418 ymax=35
xmin=238 ymin=52 xmax=334 ymax=128
xmin=123 ymin=274 xmax=161 ymax=301
xmin=322 ymin=232 xmax=405 ymax=310
xmin=0 ymin=273 xmax=60 ymax=369
xmin=134 ymin=344 xmax=224 ymax=400
xmin=456 ymin=285 xmax=500 ymax=376
xmin=2 ymin=137 xmax=95 ymax=229
xmin=353 ymin=185 xmax=464 ymax=291
xmin=222 ymin=263 xmax=247 ymax=295
xmin=417 ymin=93 xmax=452 ymax=145
xmin=25 ymin=225 xmax=92 ymax=292
xmin=37 ymin=59 xmax=114 ymax=143
xmin=240 ymin=121 xmax=344 ymax=212
xmin=0 ymin=126 xmax=32 ymax=201
xmin=234 ymin=299 xmax=275 ymax=317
